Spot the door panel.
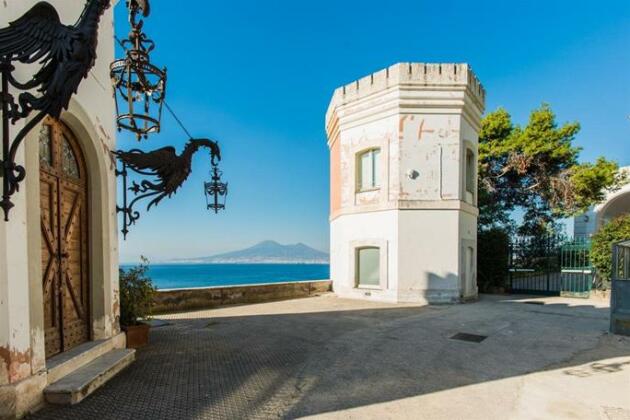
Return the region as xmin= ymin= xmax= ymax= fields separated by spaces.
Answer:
xmin=60 ymin=182 xmax=89 ymax=350
xmin=41 ymin=172 xmax=62 ymax=358
xmin=40 ymin=118 xmax=90 ymax=358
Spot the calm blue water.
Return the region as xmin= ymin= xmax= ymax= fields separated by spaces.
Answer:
xmin=120 ymin=263 xmax=330 ymax=290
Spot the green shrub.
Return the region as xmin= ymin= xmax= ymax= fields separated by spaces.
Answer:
xmin=478 ymin=228 xmax=510 ymax=292
xmin=591 ymin=214 xmax=630 ymax=288
xmin=119 ymin=257 xmax=156 ymax=326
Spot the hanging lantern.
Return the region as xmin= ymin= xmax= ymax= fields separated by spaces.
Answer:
xmin=110 ymin=0 xmax=166 ymax=139
xmin=205 ymin=164 xmax=228 ymax=214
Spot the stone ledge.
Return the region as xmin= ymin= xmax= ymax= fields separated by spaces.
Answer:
xmin=44 ymin=349 xmax=135 ymax=406
xmin=46 ymin=333 xmax=126 ymax=384
xmin=330 ymin=201 xmax=479 ymax=222
xmin=153 ymin=280 xmax=332 ymax=314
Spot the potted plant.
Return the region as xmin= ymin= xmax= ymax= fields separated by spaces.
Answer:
xmin=119 ymin=257 xmax=156 ymax=348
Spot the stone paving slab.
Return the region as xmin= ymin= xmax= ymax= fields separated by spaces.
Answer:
xmin=27 ymin=294 xmax=630 ymax=420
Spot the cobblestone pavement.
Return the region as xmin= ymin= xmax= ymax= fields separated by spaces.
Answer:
xmin=28 ymin=294 xmax=630 ymax=420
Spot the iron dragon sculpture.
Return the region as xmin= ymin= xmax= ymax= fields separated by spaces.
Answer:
xmin=114 ymin=138 xmax=223 ymax=238
xmin=0 ymin=0 xmax=110 ymax=220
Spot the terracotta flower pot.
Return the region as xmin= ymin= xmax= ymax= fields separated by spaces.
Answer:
xmin=124 ymin=322 xmax=150 ymax=349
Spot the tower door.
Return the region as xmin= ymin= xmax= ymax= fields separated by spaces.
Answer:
xmin=39 ymin=118 xmax=90 ymax=359
xmin=461 ymin=245 xmax=474 ymax=298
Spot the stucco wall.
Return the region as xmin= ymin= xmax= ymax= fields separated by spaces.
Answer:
xmin=331 ymin=211 xmax=399 ymax=302
xmin=0 ymin=1 xmax=118 ymax=416
xmin=397 ymin=210 xmax=461 ymax=303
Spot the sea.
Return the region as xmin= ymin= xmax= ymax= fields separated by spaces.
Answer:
xmin=119 ymin=263 xmax=330 ymax=290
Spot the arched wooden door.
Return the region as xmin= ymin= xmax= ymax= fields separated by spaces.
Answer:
xmin=39 ymin=118 xmax=90 ymax=359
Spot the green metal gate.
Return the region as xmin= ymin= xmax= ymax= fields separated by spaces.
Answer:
xmin=559 ymin=238 xmax=593 ymax=298
xmin=508 ymin=235 xmax=562 ymax=295
xmin=509 ymin=236 xmax=594 ymax=297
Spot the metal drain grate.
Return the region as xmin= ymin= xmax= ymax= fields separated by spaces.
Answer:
xmin=450 ymin=332 xmax=488 ymax=343
xmin=524 ymin=301 xmax=545 ymax=305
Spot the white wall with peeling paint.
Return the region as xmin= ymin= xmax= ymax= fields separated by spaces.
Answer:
xmin=0 ymin=1 xmax=120 ymax=417
xmin=573 ymin=166 xmax=630 ymax=238
xmin=326 ymin=63 xmax=485 ymax=304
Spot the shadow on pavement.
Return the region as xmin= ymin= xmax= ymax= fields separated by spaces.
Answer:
xmin=28 ymin=294 xmax=630 ymax=420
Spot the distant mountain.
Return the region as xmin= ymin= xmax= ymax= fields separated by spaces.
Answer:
xmin=175 ymin=241 xmax=330 ymax=264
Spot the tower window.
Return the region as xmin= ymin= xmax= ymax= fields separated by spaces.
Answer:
xmin=357 ymin=148 xmax=381 ymax=191
xmin=465 ymin=148 xmax=475 ymax=202
xmin=356 ymin=247 xmax=380 ymax=287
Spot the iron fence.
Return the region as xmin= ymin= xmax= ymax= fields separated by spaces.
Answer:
xmin=508 ymin=235 xmax=594 ymax=297
xmin=611 ymin=240 xmax=630 ymax=336
xmin=508 ymin=235 xmax=563 ymax=295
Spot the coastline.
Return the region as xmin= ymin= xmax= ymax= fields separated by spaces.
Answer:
xmin=121 ymin=261 xmax=330 ymax=265
xmin=160 ymin=260 xmax=330 ymax=265
xmin=120 ymin=262 xmax=331 ymax=291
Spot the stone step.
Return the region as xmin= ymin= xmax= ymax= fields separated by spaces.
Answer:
xmin=46 ymin=333 xmax=126 ymax=384
xmin=44 ymin=349 xmax=135 ymax=405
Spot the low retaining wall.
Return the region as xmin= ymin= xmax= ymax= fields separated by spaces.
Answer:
xmin=153 ymin=280 xmax=332 ymax=314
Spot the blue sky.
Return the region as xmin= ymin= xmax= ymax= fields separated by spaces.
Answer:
xmin=116 ymin=0 xmax=630 ymax=263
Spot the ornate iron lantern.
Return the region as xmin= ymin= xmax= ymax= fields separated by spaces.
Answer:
xmin=0 ymin=0 xmax=109 ymax=221
xmin=110 ymin=0 xmax=166 ymax=139
xmin=205 ymin=164 xmax=228 ymax=214
xmin=110 ymin=0 xmax=228 ymax=238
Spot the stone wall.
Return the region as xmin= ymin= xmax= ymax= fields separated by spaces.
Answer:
xmin=153 ymin=281 xmax=332 ymax=314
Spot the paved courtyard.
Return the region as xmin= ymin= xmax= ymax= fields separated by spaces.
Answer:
xmin=29 ymin=294 xmax=630 ymax=420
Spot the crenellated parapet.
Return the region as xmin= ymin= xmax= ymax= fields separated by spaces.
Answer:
xmin=326 ymin=63 xmax=485 ymax=141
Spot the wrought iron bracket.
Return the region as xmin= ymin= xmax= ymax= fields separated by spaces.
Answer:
xmin=115 ymin=162 xmax=141 ymax=239
xmin=0 ymin=63 xmax=56 ymax=221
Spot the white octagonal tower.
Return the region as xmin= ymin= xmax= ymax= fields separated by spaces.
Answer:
xmin=326 ymin=63 xmax=486 ymax=304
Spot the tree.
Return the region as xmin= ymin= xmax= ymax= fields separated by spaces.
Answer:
xmin=477 ymin=228 xmax=510 ymax=292
xmin=478 ymin=104 xmax=626 ymax=235
xmin=591 ymin=215 xmax=630 ymax=287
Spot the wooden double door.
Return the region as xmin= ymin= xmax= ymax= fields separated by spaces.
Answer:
xmin=39 ymin=118 xmax=90 ymax=359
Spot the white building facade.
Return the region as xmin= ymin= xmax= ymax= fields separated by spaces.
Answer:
xmin=574 ymin=166 xmax=630 ymax=238
xmin=0 ymin=2 xmax=124 ymax=417
xmin=326 ymin=63 xmax=485 ymax=304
